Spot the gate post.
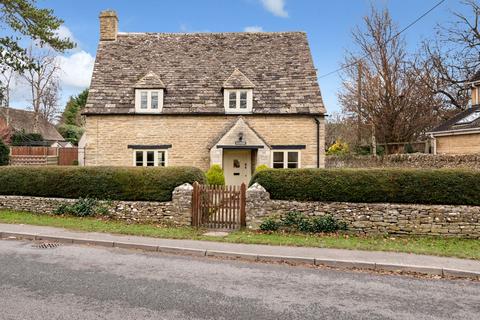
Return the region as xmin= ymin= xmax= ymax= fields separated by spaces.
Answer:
xmin=240 ymin=183 xmax=246 ymax=228
xmin=191 ymin=181 xmax=199 ymax=227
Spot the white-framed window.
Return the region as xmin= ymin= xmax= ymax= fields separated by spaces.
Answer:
xmin=135 ymin=89 xmax=164 ymax=112
xmin=134 ymin=150 xmax=167 ymax=167
xmin=224 ymin=89 xmax=253 ymax=113
xmin=271 ymin=150 xmax=300 ymax=169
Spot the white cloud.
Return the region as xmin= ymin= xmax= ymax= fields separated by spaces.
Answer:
xmin=260 ymin=0 xmax=288 ymax=18
xmin=55 ymin=25 xmax=76 ymax=43
xmin=57 ymin=50 xmax=95 ymax=89
xmin=244 ymin=26 xmax=264 ymax=32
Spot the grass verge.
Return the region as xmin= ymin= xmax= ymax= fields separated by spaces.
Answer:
xmin=0 ymin=210 xmax=479 ymax=260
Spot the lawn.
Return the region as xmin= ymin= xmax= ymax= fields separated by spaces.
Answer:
xmin=0 ymin=210 xmax=479 ymax=260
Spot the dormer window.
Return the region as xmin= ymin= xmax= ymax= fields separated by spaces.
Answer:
xmin=135 ymin=89 xmax=163 ymax=112
xmin=224 ymin=89 xmax=253 ymax=113
xmin=223 ymin=68 xmax=255 ymax=114
xmin=134 ymin=71 xmax=166 ymax=113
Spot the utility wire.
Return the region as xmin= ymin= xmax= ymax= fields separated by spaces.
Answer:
xmin=317 ymin=0 xmax=446 ymax=79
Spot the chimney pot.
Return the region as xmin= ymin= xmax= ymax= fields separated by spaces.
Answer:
xmin=99 ymin=10 xmax=118 ymax=41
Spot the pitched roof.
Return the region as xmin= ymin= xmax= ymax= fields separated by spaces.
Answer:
xmin=0 ymin=107 xmax=64 ymax=141
xmin=85 ymin=32 xmax=325 ymax=115
xmin=134 ymin=71 xmax=166 ymax=89
xmin=430 ymin=106 xmax=480 ymax=133
xmin=223 ymin=69 xmax=255 ymax=89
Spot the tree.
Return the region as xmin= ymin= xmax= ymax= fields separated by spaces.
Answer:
xmin=20 ymin=46 xmax=60 ymax=130
xmin=338 ymin=7 xmax=440 ymax=149
xmin=0 ymin=138 xmax=9 ymax=165
xmin=419 ymin=0 xmax=480 ymax=113
xmin=58 ymin=89 xmax=88 ymax=144
xmin=61 ymin=89 xmax=88 ymax=126
xmin=0 ymin=0 xmax=75 ymax=76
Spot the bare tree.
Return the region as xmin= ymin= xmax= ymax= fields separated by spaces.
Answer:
xmin=338 ymin=7 xmax=440 ymax=149
xmin=20 ymin=46 xmax=61 ymax=131
xmin=40 ymin=80 xmax=61 ymax=123
xmin=419 ymin=0 xmax=480 ymax=113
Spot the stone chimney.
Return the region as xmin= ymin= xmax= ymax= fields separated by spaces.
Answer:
xmin=99 ymin=10 xmax=118 ymax=41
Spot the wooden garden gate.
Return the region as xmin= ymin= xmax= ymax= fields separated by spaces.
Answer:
xmin=191 ymin=182 xmax=246 ymax=229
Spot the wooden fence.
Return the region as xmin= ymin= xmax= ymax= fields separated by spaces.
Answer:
xmin=9 ymin=146 xmax=78 ymax=166
xmin=10 ymin=146 xmax=57 ymax=156
xmin=191 ymin=182 xmax=246 ymax=229
xmin=58 ymin=148 xmax=78 ymax=165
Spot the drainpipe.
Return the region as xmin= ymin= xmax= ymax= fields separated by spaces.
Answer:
xmin=315 ymin=117 xmax=321 ymax=168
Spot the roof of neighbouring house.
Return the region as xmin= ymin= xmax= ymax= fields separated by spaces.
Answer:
xmin=85 ymin=32 xmax=325 ymax=115
xmin=0 ymin=107 xmax=64 ymax=141
xmin=430 ymin=106 xmax=480 ymax=134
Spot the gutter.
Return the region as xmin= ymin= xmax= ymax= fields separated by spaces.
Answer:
xmin=315 ymin=117 xmax=321 ymax=168
xmin=427 ymin=127 xmax=480 ymax=137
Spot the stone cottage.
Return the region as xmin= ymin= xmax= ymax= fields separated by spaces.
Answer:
xmin=84 ymin=10 xmax=326 ymax=185
xmin=428 ymin=72 xmax=480 ymax=154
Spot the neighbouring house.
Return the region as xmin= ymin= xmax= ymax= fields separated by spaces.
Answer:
xmin=0 ymin=107 xmax=65 ymax=145
xmin=50 ymin=141 xmax=74 ymax=148
xmin=428 ymin=73 xmax=480 ymax=155
xmin=83 ymin=10 xmax=326 ymax=185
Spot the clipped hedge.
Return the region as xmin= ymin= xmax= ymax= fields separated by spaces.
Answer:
xmin=0 ymin=166 xmax=206 ymax=202
xmin=250 ymin=168 xmax=480 ymax=206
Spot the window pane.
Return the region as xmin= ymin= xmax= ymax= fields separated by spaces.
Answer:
xmin=273 ymin=152 xmax=284 ymax=163
xmin=146 ymin=151 xmax=155 ymax=166
xmin=239 ymin=91 xmax=247 ymax=108
xmin=288 ymin=152 xmax=298 ymax=163
xmin=140 ymin=91 xmax=148 ymax=109
xmin=135 ymin=151 xmax=143 ymax=166
xmin=151 ymin=91 xmax=158 ymax=109
xmin=157 ymin=151 xmax=165 ymax=167
xmin=287 ymin=162 xmax=298 ymax=168
xmin=273 ymin=162 xmax=284 ymax=169
xmin=229 ymin=91 xmax=236 ymax=108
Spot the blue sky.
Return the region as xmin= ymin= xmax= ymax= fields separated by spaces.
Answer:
xmin=10 ymin=0 xmax=465 ymax=115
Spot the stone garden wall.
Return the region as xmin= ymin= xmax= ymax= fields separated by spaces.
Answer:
xmin=0 ymin=183 xmax=193 ymax=226
xmin=246 ymin=183 xmax=480 ymax=238
xmin=326 ymin=154 xmax=480 ymax=170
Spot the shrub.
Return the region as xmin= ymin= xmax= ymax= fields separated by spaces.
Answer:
xmin=255 ymin=164 xmax=270 ymax=173
xmin=404 ymin=143 xmax=415 ymax=154
xmin=326 ymin=140 xmax=350 ymax=156
xmin=260 ymin=212 xmax=346 ymax=233
xmin=251 ymin=168 xmax=480 ymax=206
xmin=0 ymin=139 xmax=9 ymax=166
xmin=10 ymin=131 xmax=44 ymax=146
xmin=259 ymin=217 xmax=280 ymax=231
xmin=54 ymin=197 xmax=100 ymax=217
xmin=206 ymin=164 xmax=225 ymax=185
xmin=0 ymin=166 xmax=206 ymax=202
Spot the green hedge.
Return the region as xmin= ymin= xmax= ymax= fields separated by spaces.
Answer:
xmin=250 ymin=168 xmax=480 ymax=205
xmin=0 ymin=166 xmax=206 ymax=202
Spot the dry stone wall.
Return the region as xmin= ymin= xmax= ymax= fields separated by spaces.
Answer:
xmin=246 ymin=183 xmax=480 ymax=238
xmin=326 ymin=154 xmax=480 ymax=170
xmin=0 ymin=183 xmax=193 ymax=226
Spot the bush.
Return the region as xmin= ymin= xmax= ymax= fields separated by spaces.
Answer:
xmin=260 ymin=212 xmax=346 ymax=233
xmin=206 ymin=164 xmax=225 ymax=185
xmin=251 ymin=168 xmax=480 ymax=206
xmin=326 ymin=140 xmax=350 ymax=156
xmin=259 ymin=217 xmax=280 ymax=231
xmin=255 ymin=164 xmax=270 ymax=173
xmin=54 ymin=197 xmax=101 ymax=217
xmin=0 ymin=139 xmax=9 ymax=166
xmin=10 ymin=131 xmax=44 ymax=146
xmin=404 ymin=143 xmax=415 ymax=154
xmin=0 ymin=166 xmax=206 ymax=202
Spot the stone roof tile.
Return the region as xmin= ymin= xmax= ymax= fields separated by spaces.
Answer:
xmin=86 ymin=32 xmax=325 ymax=115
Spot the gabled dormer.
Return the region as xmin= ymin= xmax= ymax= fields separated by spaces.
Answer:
xmin=223 ymin=69 xmax=254 ymax=114
xmin=134 ymin=71 xmax=165 ymax=113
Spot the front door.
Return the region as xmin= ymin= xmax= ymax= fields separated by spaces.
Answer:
xmin=223 ymin=150 xmax=251 ymax=185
